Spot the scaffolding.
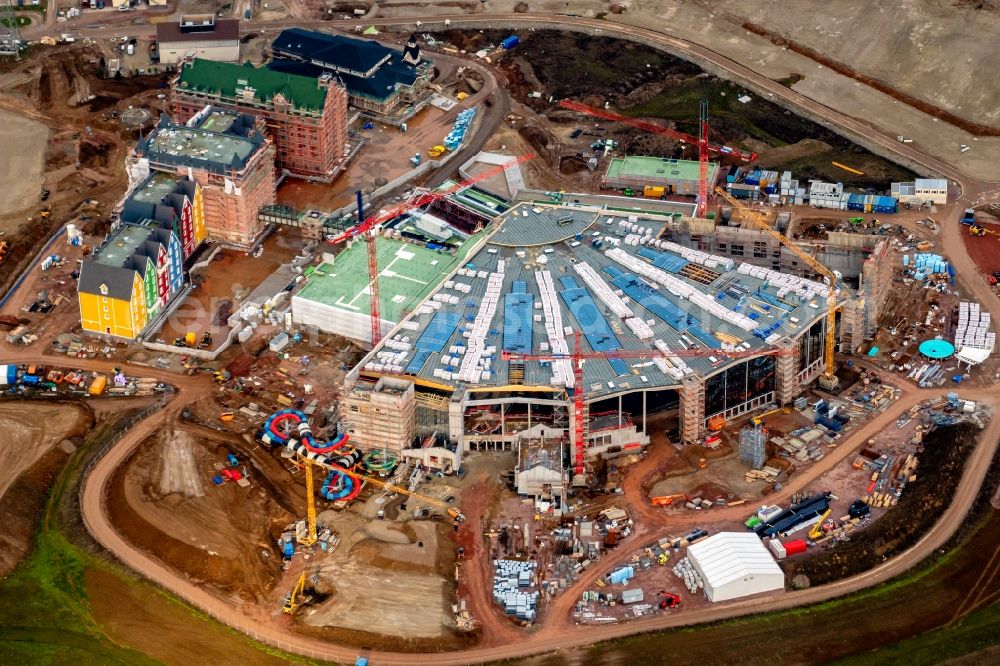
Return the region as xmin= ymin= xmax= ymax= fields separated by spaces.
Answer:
xmin=773 ymin=336 xmax=800 ymax=405
xmin=680 ymin=375 xmax=706 ymax=444
xmin=739 ymin=424 xmax=767 ymax=469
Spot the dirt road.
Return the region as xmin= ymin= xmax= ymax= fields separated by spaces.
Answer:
xmin=21 ymin=10 xmax=1000 ymax=666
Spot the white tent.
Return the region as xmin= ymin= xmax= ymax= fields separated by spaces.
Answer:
xmin=955 ymin=346 xmax=991 ymax=368
xmin=687 ymin=532 xmax=785 ymax=602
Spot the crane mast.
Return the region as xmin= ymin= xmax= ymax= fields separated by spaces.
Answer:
xmin=714 ymin=187 xmax=840 ymax=388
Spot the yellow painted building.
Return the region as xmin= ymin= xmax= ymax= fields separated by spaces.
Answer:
xmin=78 ymin=269 xmax=147 ymax=339
xmin=191 ymin=184 xmax=207 ymax=245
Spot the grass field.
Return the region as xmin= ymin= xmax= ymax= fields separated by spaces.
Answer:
xmin=0 ymin=411 xmax=310 ymax=666
xmin=297 ymin=234 xmax=483 ymax=323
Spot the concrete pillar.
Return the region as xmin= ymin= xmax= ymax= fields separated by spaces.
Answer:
xmin=448 ymin=393 xmax=464 ymax=446
xmin=679 ymin=376 xmax=705 ymax=444
xmin=774 ymin=336 xmax=801 ymax=405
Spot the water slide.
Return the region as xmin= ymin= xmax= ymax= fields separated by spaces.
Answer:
xmin=260 ymin=409 xmax=363 ymax=501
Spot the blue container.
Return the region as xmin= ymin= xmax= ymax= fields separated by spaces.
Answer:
xmin=501 ymin=35 xmax=520 ymax=49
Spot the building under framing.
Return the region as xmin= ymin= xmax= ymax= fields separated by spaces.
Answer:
xmin=336 ymin=199 xmax=856 ymax=465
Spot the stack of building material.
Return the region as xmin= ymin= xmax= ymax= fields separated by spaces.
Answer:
xmin=605 ymin=248 xmax=758 ymax=332
xmin=492 ymin=559 xmax=539 ymax=623
xmin=955 ymin=301 xmax=995 ymax=353
xmin=455 ymin=259 xmax=505 ymax=384
xmin=534 ymin=270 xmax=574 ymax=387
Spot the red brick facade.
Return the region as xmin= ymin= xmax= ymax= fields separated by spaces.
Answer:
xmin=171 ymin=80 xmax=348 ymax=182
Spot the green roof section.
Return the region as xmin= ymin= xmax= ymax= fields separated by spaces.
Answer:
xmin=605 ymin=156 xmax=719 ymax=183
xmin=176 ymin=58 xmax=328 ymax=112
xmin=296 ymin=233 xmax=483 ymax=323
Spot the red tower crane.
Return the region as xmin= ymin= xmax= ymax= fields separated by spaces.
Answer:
xmin=502 ymin=332 xmax=797 ymax=481
xmin=558 ymin=99 xmax=758 ymax=162
xmin=698 ymin=99 xmax=709 ymax=218
xmin=337 ymin=154 xmax=536 ymax=347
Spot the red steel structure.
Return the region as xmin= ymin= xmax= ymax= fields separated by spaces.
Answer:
xmin=558 ymin=99 xmax=758 ymax=162
xmin=698 ymin=99 xmax=710 ymax=218
xmin=502 ymin=332 xmax=797 ymax=480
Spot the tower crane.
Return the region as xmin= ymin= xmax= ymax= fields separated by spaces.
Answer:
xmin=697 ymin=100 xmax=709 ymax=218
xmin=558 ymin=100 xmax=758 ymax=162
xmin=327 ymin=154 xmax=536 ymax=347
xmin=502 ymin=332 xmax=799 ymax=484
xmin=296 ymin=453 xmax=465 ymax=539
xmin=715 ymin=187 xmax=841 ymax=389
xmin=559 ymin=99 xmax=754 ymax=218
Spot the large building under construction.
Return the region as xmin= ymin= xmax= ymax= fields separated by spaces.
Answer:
xmin=335 ymin=197 xmax=860 ymax=471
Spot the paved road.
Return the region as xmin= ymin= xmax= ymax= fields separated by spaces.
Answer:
xmin=20 ymin=9 xmax=1000 ymax=666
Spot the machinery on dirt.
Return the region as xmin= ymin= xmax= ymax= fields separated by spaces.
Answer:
xmin=751 ymin=406 xmax=792 ymax=427
xmin=0 ymin=241 xmax=9 ymax=265
xmin=651 ymin=494 xmax=688 ymax=507
xmin=658 ymin=591 xmax=681 ymax=609
xmin=808 ymin=508 xmax=833 ymax=541
xmin=969 ymin=224 xmax=998 ymax=237
xmin=706 ymin=414 xmax=726 ymax=432
xmin=282 ymin=571 xmax=310 ymax=614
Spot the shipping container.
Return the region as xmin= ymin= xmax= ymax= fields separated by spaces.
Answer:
xmin=783 ymin=539 xmax=808 ymax=556
xmin=643 ymin=185 xmax=665 ymax=198
xmin=0 ymin=365 xmax=16 ymax=385
xmin=88 ymin=374 xmax=107 ymax=396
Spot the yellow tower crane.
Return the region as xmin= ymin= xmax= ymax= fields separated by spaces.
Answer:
xmin=715 ymin=187 xmax=841 ymax=390
xmin=294 ymin=455 xmax=466 ymax=548
xmin=299 ymin=456 xmax=319 ymax=547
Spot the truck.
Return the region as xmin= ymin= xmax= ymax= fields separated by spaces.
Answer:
xmin=961 ymin=208 xmax=976 ymax=225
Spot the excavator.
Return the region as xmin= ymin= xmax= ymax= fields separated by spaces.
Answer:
xmin=808 ymin=508 xmax=832 ymax=541
xmin=282 ymin=570 xmax=309 ymax=614
xmin=969 ymin=224 xmax=998 ymax=237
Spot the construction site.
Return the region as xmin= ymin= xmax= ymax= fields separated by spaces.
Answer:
xmin=2 ymin=5 xmax=1000 ymax=664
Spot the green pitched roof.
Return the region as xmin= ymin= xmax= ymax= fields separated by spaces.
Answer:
xmin=176 ymin=59 xmax=327 ymax=112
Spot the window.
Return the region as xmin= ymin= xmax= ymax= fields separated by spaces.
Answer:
xmin=754 ymin=242 xmax=768 ymax=259
xmin=730 ymin=243 xmax=745 ymax=257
